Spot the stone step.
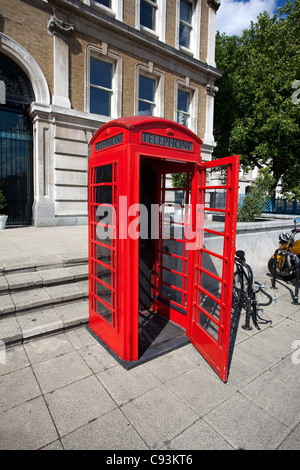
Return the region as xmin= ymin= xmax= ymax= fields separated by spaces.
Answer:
xmin=0 ymin=254 xmax=87 ymax=276
xmin=0 ymin=256 xmax=90 ymax=345
xmin=0 ymin=279 xmax=89 ymax=317
xmin=0 ymin=264 xmax=88 ymax=294
xmin=0 ymin=299 xmax=89 ymax=346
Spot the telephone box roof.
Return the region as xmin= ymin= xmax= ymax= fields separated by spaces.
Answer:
xmin=89 ymin=116 xmax=203 ymax=146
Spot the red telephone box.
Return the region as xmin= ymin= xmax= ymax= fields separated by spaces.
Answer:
xmin=88 ymin=116 xmax=239 ymax=382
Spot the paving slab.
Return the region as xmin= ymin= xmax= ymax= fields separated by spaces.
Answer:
xmin=204 ymin=394 xmax=290 ymax=450
xmin=97 ymin=363 xmax=161 ymax=406
xmin=32 ymin=350 xmax=92 ymax=394
xmin=44 ymin=375 xmax=117 ymax=437
xmin=23 ymin=332 xmax=75 ymax=365
xmin=277 ymin=423 xmax=300 ymax=450
xmin=120 ymin=384 xmax=198 ymax=450
xmin=0 ymin=397 xmax=59 ymax=450
xmin=0 ymin=343 xmax=30 ymax=376
xmin=241 ymin=368 xmax=300 ymax=428
xmin=165 ymin=365 xmax=235 ymax=416
xmin=62 ymin=408 xmax=148 ymax=450
xmin=0 ymin=366 xmax=41 ymax=412
xmin=162 ymin=418 xmax=234 ymax=450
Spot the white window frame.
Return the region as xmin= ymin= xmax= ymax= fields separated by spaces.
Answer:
xmin=174 ymin=78 xmax=198 ymax=133
xmin=84 ymin=0 xmax=123 ymax=21
xmin=86 ymin=45 xmax=122 ymax=120
xmin=176 ymin=0 xmax=201 ymax=59
xmin=136 ymin=0 xmax=166 ymax=42
xmin=135 ymin=63 xmax=164 ymax=117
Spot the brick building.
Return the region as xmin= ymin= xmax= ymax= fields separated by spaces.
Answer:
xmin=0 ymin=0 xmax=221 ymax=226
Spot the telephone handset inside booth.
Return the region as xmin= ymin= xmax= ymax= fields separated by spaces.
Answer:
xmin=88 ymin=116 xmax=239 ymax=382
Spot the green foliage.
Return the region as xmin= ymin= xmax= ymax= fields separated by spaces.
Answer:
xmin=0 ymin=190 xmax=6 ymax=213
xmin=172 ymin=173 xmax=188 ymax=188
xmin=237 ymin=168 xmax=276 ymax=222
xmin=214 ymin=0 xmax=300 ymax=197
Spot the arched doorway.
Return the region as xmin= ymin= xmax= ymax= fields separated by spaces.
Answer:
xmin=0 ymin=53 xmax=34 ymax=225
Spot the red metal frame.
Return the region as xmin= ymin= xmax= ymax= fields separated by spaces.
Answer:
xmin=88 ymin=116 xmax=239 ymax=381
xmin=187 ymin=155 xmax=239 ymax=382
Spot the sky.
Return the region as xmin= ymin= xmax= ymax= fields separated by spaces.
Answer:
xmin=216 ymin=0 xmax=290 ymax=36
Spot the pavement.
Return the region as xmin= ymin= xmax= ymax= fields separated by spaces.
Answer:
xmin=1 ymin=226 xmax=300 ymax=451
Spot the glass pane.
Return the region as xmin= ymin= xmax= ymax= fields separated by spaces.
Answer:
xmin=179 ymin=23 xmax=190 ymax=48
xmin=206 ymin=189 xmax=227 ymax=210
xmin=202 ymin=251 xmax=224 ymax=278
xmin=97 ymin=281 xmax=112 ymax=306
xmin=163 ymin=254 xmax=183 ymax=273
xmin=96 ymin=244 xmax=112 ymax=266
xmin=177 ymin=111 xmax=189 ymax=127
xmin=95 ymin=0 xmax=111 ymax=6
xmin=95 ymin=165 xmax=112 ymax=183
xmin=199 ymin=291 xmax=221 ymax=321
xmin=206 ymin=166 xmax=228 ymax=187
xmin=96 ymin=225 xmax=113 ymax=245
xmin=162 ymin=239 xmax=184 ymax=257
xmin=96 ymin=262 xmax=111 ymax=285
xmin=140 ymin=0 xmax=156 ymax=30
xmin=139 ymin=75 xmax=155 ymax=102
xmin=96 ymin=299 xmax=112 ymax=324
xmin=90 ymin=87 xmax=111 ymax=116
xmin=199 ymin=311 xmax=219 ymax=342
xmin=138 ymin=100 xmax=154 ymax=116
xmin=95 ymin=186 xmax=112 ymax=204
xmin=180 ymin=0 xmax=192 ymax=23
xmin=162 ymin=284 xmax=182 ymax=304
xmin=201 ymin=272 xmax=223 ymax=300
xmin=162 ymin=269 xmax=183 ymax=289
xmin=178 ymin=89 xmax=190 ymax=112
xmin=204 ymin=213 xmax=225 ymax=233
xmin=90 ymin=58 xmax=112 ymax=89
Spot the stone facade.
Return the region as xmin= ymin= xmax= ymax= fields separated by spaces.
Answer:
xmin=0 ymin=0 xmax=222 ymax=226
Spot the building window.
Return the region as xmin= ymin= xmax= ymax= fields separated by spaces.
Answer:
xmin=177 ymin=88 xmax=191 ymax=127
xmin=179 ymin=0 xmax=193 ymax=49
xmin=176 ymin=0 xmax=200 ymax=58
xmin=138 ymin=75 xmax=156 ymax=116
xmin=86 ymin=46 xmax=122 ymax=119
xmin=175 ymin=79 xmax=198 ymax=133
xmin=86 ymin=0 xmax=123 ymax=21
xmin=90 ymin=58 xmax=113 ymax=116
xmin=135 ymin=64 xmax=164 ymax=117
xmin=95 ymin=0 xmax=111 ymax=7
xmin=136 ymin=0 xmax=166 ymax=41
xmin=140 ymin=0 xmax=157 ymax=31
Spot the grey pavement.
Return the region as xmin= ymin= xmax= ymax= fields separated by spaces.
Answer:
xmin=1 ymin=226 xmax=300 ymax=450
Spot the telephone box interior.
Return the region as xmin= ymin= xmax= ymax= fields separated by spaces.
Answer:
xmin=88 ymin=116 xmax=239 ymax=382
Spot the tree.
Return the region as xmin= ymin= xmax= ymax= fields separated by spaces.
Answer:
xmin=237 ymin=168 xmax=276 ymax=222
xmin=214 ymin=0 xmax=300 ymax=198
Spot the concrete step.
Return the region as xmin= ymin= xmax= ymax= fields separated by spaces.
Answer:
xmin=0 ymin=260 xmax=90 ymax=346
xmin=0 ymin=264 xmax=88 ymax=294
xmin=0 ymin=299 xmax=89 ymax=346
